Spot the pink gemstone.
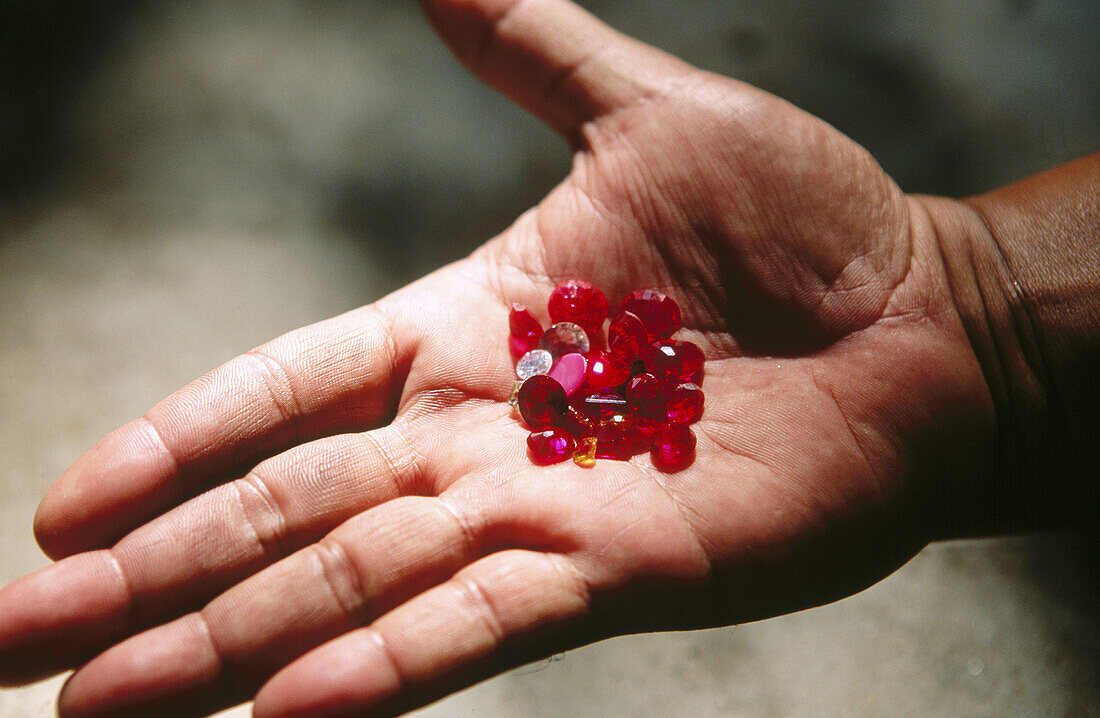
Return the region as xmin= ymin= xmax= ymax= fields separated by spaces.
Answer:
xmin=607 ymin=310 xmax=648 ymax=361
xmin=510 ymin=334 xmax=534 ymax=359
xmin=643 ymin=340 xmax=705 ymax=381
xmin=666 ymin=382 xmax=704 ymax=423
xmin=516 ymin=375 xmax=569 ymax=430
xmin=594 ymin=415 xmax=637 ymax=460
xmin=548 ymin=280 xmax=609 ymax=336
xmin=581 ymin=389 xmax=628 ymax=418
xmin=548 ymin=352 xmax=587 ymax=396
xmin=620 ymin=289 xmax=681 ymax=340
xmin=626 ymin=372 xmax=666 ymax=411
xmin=584 ymin=350 xmax=629 ymax=389
xmin=539 ymin=322 xmax=591 ymax=358
xmin=651 ymin=423 xmax=696 ymax=469
xmin=527 ymin=428 xmax=576 ymax=465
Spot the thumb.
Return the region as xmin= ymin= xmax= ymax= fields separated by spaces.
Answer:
xmin=420 ymin=0 xmax=695 ymax=142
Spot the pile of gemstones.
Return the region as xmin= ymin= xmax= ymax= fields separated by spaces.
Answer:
xmin=508 ymin=280 xmax=704 ymax=470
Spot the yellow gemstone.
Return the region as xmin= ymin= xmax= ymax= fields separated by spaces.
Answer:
xmin=507 ymin=380 xmax=524 ymax=407
xmin=572 ymin=436 xmax=597 ymax=468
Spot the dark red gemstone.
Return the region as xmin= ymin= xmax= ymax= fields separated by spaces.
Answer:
xmin=581 ymin=389 xmax=628 ymax=418
xmin=559 ymin=405 xmax=597 ymax=439
xmin=585 ymin=350 xmax=630 ymax=389
xmin=620 ymin=289 xmax=681 ymax=340
xmin=644 ymin=340 xmax=705 ymax=381
xmin=594 ymin=415 xmax=638 ymax=460
xmin=517 ymin=375 xmax=569 ymax=429
xmin=548 ymin=280 xmax=609 ymax=336
xmin=527 ymin=428 xmax=576 ymax=465
xmin=509 ymin=304 xmax=542 ymax=357
xmin=626 ymin=372 xmax=666 ymax=411
xmin=666 ymin=382 xmax=704 ymax=423
xmin=607 ymin=310 xmax=648 ymax=361
xmin=651 ymin=423 xmax=696 ymax=469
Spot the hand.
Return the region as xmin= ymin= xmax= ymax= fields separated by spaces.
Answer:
xmin=0 ymin=1 xmax=999 ymax=716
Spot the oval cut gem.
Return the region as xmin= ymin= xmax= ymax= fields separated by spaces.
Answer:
xmin=651 ymin=423 xmax=696 ymax=470
xmin=644 ymin=340 xmax=704 ymax=381
xmin=608 ymin=310 xmax=648 ymax=361
xmin=516 ymin=375 xmax=569 ymax=430
xmin=549 ymin=280 xmax=609 ymax=336
xmin=666 ymin=382 xmax=704 ymax=423
xmin=527 ymin=428 xmax=576 ymax=465
xmin=584 ymin=350 xmax=629 ymax=389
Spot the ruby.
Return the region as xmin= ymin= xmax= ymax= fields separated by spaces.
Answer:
xmin=584 ymin=350 xmax=629 ymax=389
xmin=548 ymin=280 xmax=609 ymax=336
xmin=666 ymin=382 xmax=704 ymax=423
xmin=581 ymin=389 xmax=628 ymax=418
xmin=559 ymin=405 xmax=597 ymax=439
xmin=594 ymin=415 xmax=637 ymax=460
xmin=626 ymin=372 xmax=666 ymax=411
xmin=527 ymin=428 xmax=576 ymax=465
xmin=539 ymin=322 xmax=590 ymax=358
xmin=547 ymin=352 xmax=587 ymax=396
xmin=620 ymin=289 xmax=681 ymax=340
xmin=509 ymin=304 xmax=542 ymax=356
xmin=516 ymin=375 xmax=569 ymax=430
xmin=651 ymin=423 xmax=696 ymax=469
xmin=644 ymin=340 xmax=704 ymax=381
xmin=607 ymin=310 xmax=648 ymax=361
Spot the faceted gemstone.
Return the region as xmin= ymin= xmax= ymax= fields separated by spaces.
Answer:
xmin=651 ymin=423 xmax=696 ymax=469
xmin=548 ymin=280 xmax=609 ymax=336
xmin=516 ymin=349 xmax=553 ymax=380
xmin=547 ymin=352 xmax=587 ymax=396
xmin=594 ymin=414 xmax=638 ymax=460
xmin=527 ymin=428 xmax=576 ymax=465
xmin=584 ymin=350 xmax=630 ymax=390
xmin=573 ymin=436 xmax=598 ymax=468
xmin=516 ymin=375 xmax=569 ymax=430
xmin=509 ymin=304 xmax=543 ymax=357
xmin=666 ymin=382 xmax=704 ymax=423
xmin=607 ymin=310 xmax=648 ymax=361
xmin=626 ymin=372 xmax=666 ymax=411
xmin=582 ymin=389 xmax=629 ymax=418
xmin=539 ymin=322 xmax=590 ymax=359
xmin=643 ymin=340 xmax=705 ymax=381
xmin=620 ymin=289 xmax=681 ymax=340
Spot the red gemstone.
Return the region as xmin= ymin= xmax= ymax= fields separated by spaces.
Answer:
xmin=548 ymin=280 xmax=609 ymax=336
xmin=620 ymin=289 xmax=681 ymax=340
xmin=527 ymin=428 xmax=576 ymax=465
xmin=594 ymin=415 xmax=638 ymax=460
xmin=651 ymin=423 xmax=696 ymax=469
xmin=626 ymin=372 xmax=666 ymax=411
xmin=517 ymin=375 xmax=569 ymax=429
xmin=581 ymin=389 xmax=628 ymax=418
xmin=509 ymin=304 xmax=542 ymax=357
xmin=644 ymin=340 xmax=704 ymax=381
xmin=559 ymin=405 xmax=597 ymax=438
xmin=607 ymin=310 xmax=648 ymax=361
xmin=584 ymin=350 xmax=630 ymax=389
xmin=666 ymin=382 xmax=704 ymax=423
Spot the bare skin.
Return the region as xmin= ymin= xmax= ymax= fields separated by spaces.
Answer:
xmin=1 ymin=1 xmax=1096 ymax=716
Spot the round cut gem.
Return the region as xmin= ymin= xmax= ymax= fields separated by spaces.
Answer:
xmin=548 ymin=280 xmax=609 ymax=336
xmin=666 ymin=382 xmax=704 ymax=423
xmin=516 ymin=349 xmax=553 ymax=380
xmin=584 ymin=350 xmax=630 ymax=389
xmin=539 ymin=322 xmax=590 ymax=358
xmin=608 ymin=310 xmax=648 ymax=361
xmin=547 ymin=352 xmax=587 ymax=396
xmin=516 ymin=375 xmax=569 ymax=430
xmin=644 ymin=340 xmax=705 ymax=381
xmin=626 ymin=372 xmax=666 ymax=411
xmin=527 ymin=428 xmax=576 ymax=465
xmin=651 ymin=423 xmax=696 ymax=469
xmin=620 ymin=289 xmax=681 ymax=340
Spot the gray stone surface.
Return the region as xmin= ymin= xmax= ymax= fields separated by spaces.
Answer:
xmin=1 ymin=1 xmax=1097 ymax=716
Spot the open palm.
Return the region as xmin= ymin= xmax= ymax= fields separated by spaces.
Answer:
xmin=0 ymin=1 xmax=995 ymax=716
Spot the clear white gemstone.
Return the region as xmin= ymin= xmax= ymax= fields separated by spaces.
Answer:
xmin=538 ymin=322 xmax=590 ymax=358
xmin=515 ymin=349 xmax=553 ymax=380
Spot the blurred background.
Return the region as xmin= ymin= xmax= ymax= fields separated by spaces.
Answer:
xmin=1 ymin=1 xmax=1097 ymax=715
